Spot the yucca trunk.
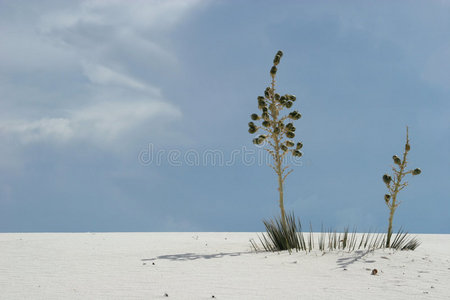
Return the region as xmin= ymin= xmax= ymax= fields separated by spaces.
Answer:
xmin=386 ymin=179 xmax=402 ymax=247
xmin=270 ymin=76 xmax=287 ymax=229
xmin=274 ymin=136 xmax=286 ymax=228
xmin=386 ymin=201 xmax=396 ymax=247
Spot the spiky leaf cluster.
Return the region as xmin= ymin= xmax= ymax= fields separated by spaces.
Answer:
xmin=248 ymin=50 xmax=303 ymax=160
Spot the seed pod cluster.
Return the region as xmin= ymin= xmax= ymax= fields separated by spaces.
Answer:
xmin=286 ymin=123 xmax=296 ymax=132
xmin=262 ymin=120 xmax=270 ymax=127
xmin=258 ymin=97 xmax=266 ymax=109
xmin=384 ymin=194 xmax=391 ymax=203
xmin=392 ymin=155 xmax=401 ymax=165
xmin=273 ymin=50 xmax=283 ymax=66
xmin=382 ymin=174 xmax=392 ymax=185
xmin=285 ymin=123 xmax=296 ymax=138
xmin=264 ymin=87 xmax=272 ymax=98
xmin=412 ymin=168 xmax=421 ymax=175
xmin=252 ymin=134 xmax=267 ymax=145
xmin=292 ymin=150 xmax=302 ymax=157
xmin=270 ymin=66 xmax=277 ymax=78
xmin=289 ymin=111 xmax=301 ymax=120
xmin=278 ymin=94 xmax=296 ymax=107
xmin=248 ymin=121 xmax=257 ymax=134
xmin=270 ymin=52 xmax=283 ymax=80
xmin=286 ymin=140 xmax=295 ymax=148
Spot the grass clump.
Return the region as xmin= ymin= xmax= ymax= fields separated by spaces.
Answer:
xmin=251 ymin=214 xmax=420 ymax=253
xmin=254 ymin=213 xmax=304 ymax=253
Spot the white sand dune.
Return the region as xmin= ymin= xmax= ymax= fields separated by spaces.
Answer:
xmin=1 ymin=233 xmax=449 ymax=299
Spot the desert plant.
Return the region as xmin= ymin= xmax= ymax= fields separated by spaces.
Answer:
xmin=382 ymin=126 xmax=421 ymax=247
xmin=257 ymin=213 xmax=303 ymax=253
xmin=390 ymin=228 xmax=421 ymax=250
xmin=250 ymin=218 xmax=420 ymax=253
xmin=248 ymin=50 xmax=303 ymax=229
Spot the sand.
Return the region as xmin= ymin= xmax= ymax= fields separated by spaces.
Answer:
xmin=0 ymin=232 xmax=449 ymax=299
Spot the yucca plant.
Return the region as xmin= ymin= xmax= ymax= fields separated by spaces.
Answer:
xmin=251 ymin=220 xmax=420 ymax=253
xmin=248 ymin=50 xmax=302 ymax=231
xmin=382 ymin=127 xmax=421 ymax=247
xmin=258 ymin=213 xmax=302 ymax=253
xmin=390 ymin=228 xmax=421 ymax=250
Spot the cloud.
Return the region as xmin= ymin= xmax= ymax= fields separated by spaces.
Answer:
xmin=1 ymin=99 xmax=182 ymax=145
xmin=82 ymin=62 xmax=161 ymax=94
xmin=35 ymin=0 xmax=205 ymax=70
xmin=0 ymin=0 xmax=204 ymax=149
xmin=39 ymin=0 xmax=203 ymax=35
xmin=2 ymin=118 xmax=73 ymax=143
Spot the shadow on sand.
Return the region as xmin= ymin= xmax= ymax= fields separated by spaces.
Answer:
xmin=336 ymin=250 xmax=375 ymax=269
xmin=142 ymin=251 xmax=253 ymax=262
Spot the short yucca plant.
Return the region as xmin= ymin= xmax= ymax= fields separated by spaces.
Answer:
xmin=257 ymin=213 xmax=304 ymax=253
xmin=248 ymin=50 xmax=303 ymax=231
xmin=251 ymin=218 xmax=421 ymax=253
xmin=382 ymin=127 xmax=421 ymax=248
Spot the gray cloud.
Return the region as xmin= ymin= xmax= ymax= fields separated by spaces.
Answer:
xmin=1 ymin=100 xmax=181 ymax=144
xmin=0 ymin=0 xmax=204 ymax=151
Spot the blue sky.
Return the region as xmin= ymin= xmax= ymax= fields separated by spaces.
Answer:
xmin=0 ymin=0 xmax=449 ymax=233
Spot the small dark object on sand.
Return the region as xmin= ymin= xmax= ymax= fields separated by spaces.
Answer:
xmin=371 ymin=269 xmax=378 ymax=275
xmin=164 ymin=293 xmax=168 ymax=297
xmin=152 ymin=262 xmax=155 ymax=265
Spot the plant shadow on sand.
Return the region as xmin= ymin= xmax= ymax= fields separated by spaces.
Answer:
xmin=336 ymin=250 xmax=376 ymax=269
xmin=142 ymin=251 xmax=252 ymax=262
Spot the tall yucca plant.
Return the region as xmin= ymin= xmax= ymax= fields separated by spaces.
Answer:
xmin=382 ymin=126 xmax=421 ymax=247
xmin=248 ymin=51 xmax=302 ymax=228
